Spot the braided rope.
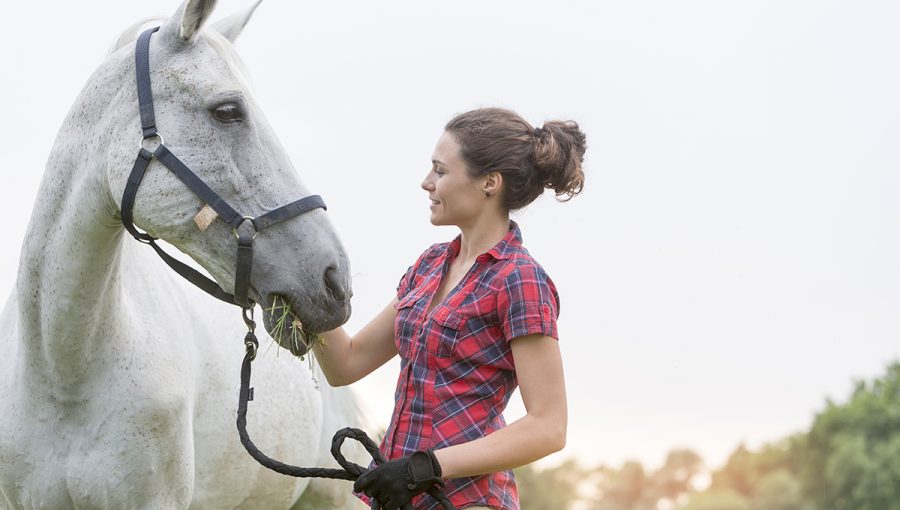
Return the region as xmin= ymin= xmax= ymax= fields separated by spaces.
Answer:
xmin=236 ymin=332 xmax=457 ymax=509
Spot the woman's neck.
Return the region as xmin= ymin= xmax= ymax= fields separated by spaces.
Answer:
xmin=455 ymin=211 xmax=511 ymax=263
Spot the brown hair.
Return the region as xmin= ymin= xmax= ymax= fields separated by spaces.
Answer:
xmin=445 ymin=107 xmax=586 ymax=211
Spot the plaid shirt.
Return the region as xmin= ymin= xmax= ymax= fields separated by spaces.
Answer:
xmin=366 ymin=221 xmax=559 ymax=510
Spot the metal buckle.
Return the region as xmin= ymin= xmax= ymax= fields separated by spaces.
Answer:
xmin=242 ymin=306 xmax=256 ymax=332
xmin=243 ymin=308 xmax=258 ymax=361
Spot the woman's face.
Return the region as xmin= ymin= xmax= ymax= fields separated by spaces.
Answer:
xmin=422 ymin=131 xmax=487 ymax=227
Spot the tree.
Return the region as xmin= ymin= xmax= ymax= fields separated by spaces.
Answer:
xmin=593 ymin=460 xmax=652 ymax=510
xmin=650 ymin=448 xmax=704 ymax=500
xmin=515 ymin=459 xmax=585 ymax=510
xmin=749 ymin=468 xmax=804 ymax=510
xmin=681 ymin=489 xmax=750 ymax=510
xmin=799 ymin=362 xmax=900 ymax=510
xmin=691 ymin=361 xmax=900 ymax=510
xmin=518 ymin=361 xmax=900 ymax=510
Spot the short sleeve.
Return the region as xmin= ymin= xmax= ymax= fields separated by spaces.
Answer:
xmin=396 ymin=263 xmax=415 ymax=299
xmin=497 ymin=263 xmax=560 ymax=341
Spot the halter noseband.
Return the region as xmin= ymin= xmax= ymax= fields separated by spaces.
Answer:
xmin=121 ymin=27 xmax=325 ymax=318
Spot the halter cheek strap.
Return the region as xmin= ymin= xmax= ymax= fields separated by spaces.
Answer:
xmin=121 ymin=26 xmax=326 ymax=311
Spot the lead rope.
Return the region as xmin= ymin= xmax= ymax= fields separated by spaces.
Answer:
xmin=236 ymin=310 xmax=457 ymax=510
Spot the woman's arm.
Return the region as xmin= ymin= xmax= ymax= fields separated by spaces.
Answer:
xmin=314 ymin=296 xmax=401 ymax=387
xmin=433 ymin=333 xmax=568 ymax=478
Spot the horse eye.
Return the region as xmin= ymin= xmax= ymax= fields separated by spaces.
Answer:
xmin=212 ymin=103 xmax=244 ymax=123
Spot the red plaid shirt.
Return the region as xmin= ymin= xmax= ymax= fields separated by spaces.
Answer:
xmin=364 ymin=221 xmax=559 ymax=510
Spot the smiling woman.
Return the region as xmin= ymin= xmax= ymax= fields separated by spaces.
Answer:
xmin=315 ymin=107 xmax=586 ymax=510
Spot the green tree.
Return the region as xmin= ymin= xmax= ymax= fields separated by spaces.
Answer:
xmin=749 ymin=468 xmax=804 ymax=510
xmin=518 ymin=361 xmax=900 ymax=510
xmin=710 ymin=440 xmax=793 ymax=497
xmin=799 ymin=362 xmax=900 ymax=510
xmin=682 ymin=488 xmax=750 ymax=510
xmin=515 ymin=459 xmax=584 ymax=510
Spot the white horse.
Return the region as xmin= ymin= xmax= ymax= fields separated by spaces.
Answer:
xmin=0 ymin=0 xmax=368 ymax=508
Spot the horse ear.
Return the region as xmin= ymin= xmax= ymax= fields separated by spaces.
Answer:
xmin=211 ymin=0 xmax=263 ymax=44
xmin=160 ymin=0 xmax=219 ymax=45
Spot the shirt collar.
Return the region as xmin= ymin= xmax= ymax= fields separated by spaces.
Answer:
xmin=446 ymin=220 xmax=522 ymax=262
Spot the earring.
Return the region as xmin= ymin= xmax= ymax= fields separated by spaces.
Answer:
xmin=485 ymin=191 xmax=492 ymax=197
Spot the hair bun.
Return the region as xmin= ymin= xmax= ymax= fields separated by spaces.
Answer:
xmin=444 ymin=107 xmax=586 ymax=211
xmin=532 ymin=120 xmax=586 ymax=201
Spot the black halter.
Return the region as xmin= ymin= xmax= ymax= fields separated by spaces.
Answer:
xmin=121 ymin=26 xmax=326 ymax=313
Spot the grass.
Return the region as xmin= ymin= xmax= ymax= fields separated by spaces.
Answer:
xmin=265 ymin=295 xmax=326 ymax=359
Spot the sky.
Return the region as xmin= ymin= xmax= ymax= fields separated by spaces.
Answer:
xmin=1 ymin=0 xmax=898 ymax=473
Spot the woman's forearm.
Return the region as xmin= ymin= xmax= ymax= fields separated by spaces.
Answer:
xmin=314 ymin=299 xmax=401 ymax=387
xmin=433 ymin=412 xmax=566 ymax=479
xmin=315 ymin=328 xmax=354 ymax=386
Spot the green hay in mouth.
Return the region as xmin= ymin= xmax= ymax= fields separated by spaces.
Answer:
xmin=265 ymin=295 xmax=326 ymax=357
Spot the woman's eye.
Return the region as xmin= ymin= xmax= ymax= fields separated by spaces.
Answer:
xmin=212 ymin=103 xmax=244 ymax=123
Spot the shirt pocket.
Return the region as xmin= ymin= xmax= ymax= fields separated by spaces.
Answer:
xmin=430 ymin=308 xmax=468 ymax=358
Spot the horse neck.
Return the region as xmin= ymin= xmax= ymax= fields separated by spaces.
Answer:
xmin=17 ymin=61 xmax=133 ymax=390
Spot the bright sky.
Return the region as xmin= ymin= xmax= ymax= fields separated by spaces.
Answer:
xmin=1 ymin=0 xmax=898 ymax=472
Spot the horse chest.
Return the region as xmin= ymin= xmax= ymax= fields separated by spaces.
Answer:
xmin=0 ymin=387 xmax=194 ymax=509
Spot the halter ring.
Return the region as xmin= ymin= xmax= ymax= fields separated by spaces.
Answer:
xmin=139 ymin=132 xmax=165 ymax=152
xmin=233 ymin=216 xmax=259 ymax=240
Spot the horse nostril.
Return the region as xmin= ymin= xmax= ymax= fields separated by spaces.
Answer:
xmin=324 ymin=266 xmax=346 ymax=301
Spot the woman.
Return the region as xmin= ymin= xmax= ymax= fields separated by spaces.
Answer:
xmin=317 ymin=107 xmax=586 ymax=510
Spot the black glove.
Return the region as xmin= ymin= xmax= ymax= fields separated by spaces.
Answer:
xmin=354 ymin=449 xmax=445 ymax=510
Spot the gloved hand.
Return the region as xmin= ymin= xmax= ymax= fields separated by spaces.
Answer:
xmin=354 ymin=449 xmax=445 ymax=510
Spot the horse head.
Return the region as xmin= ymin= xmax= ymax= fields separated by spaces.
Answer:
xmin=106 ymin=0 xmax=352 ymax=354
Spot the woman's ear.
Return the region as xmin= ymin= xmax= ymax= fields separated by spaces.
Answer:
xmin=484 ymin=172 xmax=503 ymax=197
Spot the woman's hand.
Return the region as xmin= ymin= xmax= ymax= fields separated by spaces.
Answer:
xmin=354 ymin=449 xmax=444 ymax=510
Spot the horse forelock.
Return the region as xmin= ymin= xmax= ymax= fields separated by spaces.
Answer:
xmin=107 ymin=16 xmax=167 ymax=57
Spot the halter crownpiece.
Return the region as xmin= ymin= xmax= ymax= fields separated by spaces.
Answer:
xmin=121 ymin=26 xmax=326 ymax=312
